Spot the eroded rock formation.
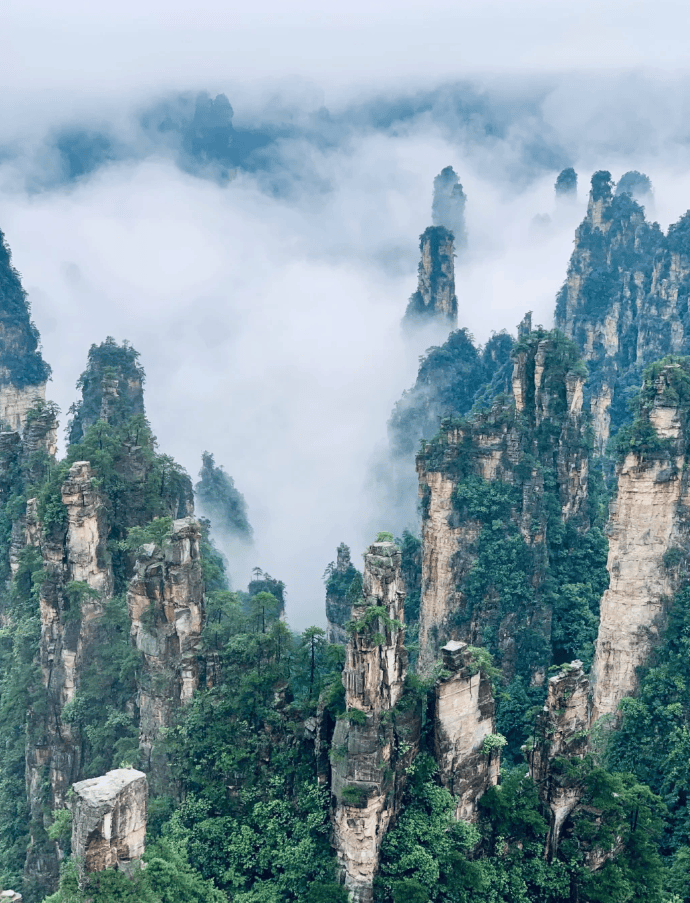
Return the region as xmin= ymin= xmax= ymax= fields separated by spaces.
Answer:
xmin=68 ymin=337 xmax=145 ymax=445
xmin=416 ymin=327 xmax=591 ymax=675
xmin=128 ymin=517 xmax=204 ymax=778
xmin=24 ymin=461 xmax=113 ymax=889
xmin=591 ymin=362 xmax=690 ymax=723
xmin=331 ymin=540 xmax=420 ymax=903
xmin=528 ymin=661 xmax=590 ymax=858
xmin=402 ymin=226 xmax=458 ymax=331
xmin=555 ymin=171 xmax=690 ymax=451
xmin=434 ymin=641 xmax=499 ymax=821
xmin=70 ymin=769 xmax=147 ymax=874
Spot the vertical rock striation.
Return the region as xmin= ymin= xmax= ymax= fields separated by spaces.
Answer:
xmin=402 ymin=226 xmax=458 ymax=331
xmin=331 ymin=540 xmax=420 ymax=903
xmin=591 ymin=361 xmax=690 ymax=723
xmin=127 ymin=517 xmax=204 ymax=780
xmin=416 ymin=327 xmax=591 ymax=676
xmin=68 ymin=337 xmax=145 ymax=445
xmin=25 ymin=461 xmax=113 ymax=891
xmin=434 ymin=642 xmax=499 ymax=821
xmin=554 ymin=170 xmax=690 ymax=451
xmin=70 ymin=769 xmax=147 ymax=874
xmin=528 ymin=661 xmax=590 ymax=858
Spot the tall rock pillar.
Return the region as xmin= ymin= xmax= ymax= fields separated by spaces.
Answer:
xmin=331 ymin=539 xmax=420 ymax=903
xmin=127 ymin=517 xmax=204 ymax=785
xmin=591 ymin=362 xmax=690 ymax=723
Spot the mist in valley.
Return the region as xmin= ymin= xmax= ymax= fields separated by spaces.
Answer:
xmin=3 ymin=30 xmax=690 ymax=625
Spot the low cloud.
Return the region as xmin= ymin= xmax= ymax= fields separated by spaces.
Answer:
xmin=3 ymin=74 xmax=690 ymax=626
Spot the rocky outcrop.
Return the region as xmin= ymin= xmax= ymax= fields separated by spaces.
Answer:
xmin=331 ymin=540 xmax=421 ymax=903
xmin=402 ymin=226 xmax=458 ymax=331
xmin=434 ymin=642 xmax=499 ymax=821
xmin=591 ymin=362 xmax=690 ymax=723
xmin=70 ymin=769 xmax=147 ymax=874
xmin=127 ymin=517 xmax=204 ymax=779
xmin=554 ymin=171 xmax=690 ymax=450
xmin=68 ymin=337 xmax=145 ymax=445
xmin=416 ymin=328 xmax=591 ymax=675
xmin=528 ymin=661 xmax=590 ymax=859
xmin=25 ymin=461 xmax=113 ymax=890
xmin=0 ymin=892 xmax=23 ymax=902
xmin=325 ymin=543 xmax=360 ymax=644
xmin=0 ymin=228 xmax=51 ymax=425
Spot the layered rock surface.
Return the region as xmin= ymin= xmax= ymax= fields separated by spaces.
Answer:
xmin=402 ymin=226 xmax=458 ymax=331
xmin=416 ymin=328 xmax=591 ymax=675
xmin=591 ymin=362 xmax=690 ymax=722
xmin=434 ymin=642 xmax=499 ymax=821
xmin=528 ymin=662 xmax=590 ymax=858
xmin=0 ymin=228 xmax=51 ymax=430
xmin=128 ymin=517 xmax=204 ymax=778
xmin=25 ymin=461 xmax=113 ymax=888
xmin=331 ymin=540 xmax=420 ymax=903
xmin=555 ymin=171 xmax=690 ymax=451
xmin=70 ymin=769 xmax=147 ymax=874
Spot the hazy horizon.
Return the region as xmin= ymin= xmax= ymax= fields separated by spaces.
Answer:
xmin=3 ymin=1 xmax=690 ymax=627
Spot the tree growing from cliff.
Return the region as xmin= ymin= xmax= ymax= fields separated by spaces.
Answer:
xmin=67 ymin=337 xmax=146 ymax=445
xmin=195 ymin=451 xmax=253 ymax=542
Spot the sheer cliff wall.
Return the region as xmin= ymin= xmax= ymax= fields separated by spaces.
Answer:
xmin=416 ymin=328 xmax=591 ymax=678
xmin=330 ymin=540 xmax=421 ymax=903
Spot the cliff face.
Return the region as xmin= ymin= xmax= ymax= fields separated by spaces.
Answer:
xmin=416 ymin=328 xmax=592 ymax=677
xmin=434 ymin=642 xmax=499 ymax=821
xmin=68 ymin=338 xmax=145 ymax=445
xmin=331 ymin=540 xmax=421 ymax=903
xmin=555 ymin=171 xmax=690 ymax=451
xmin=528 ymin=661 xmax=590 ymax=858
xmin=591 ymin=360 xmax=690 ymax=723
xmin=0 ymin=230 xmax=51 ymax=432
xmin=127 ymin=517 xmax=204 ymax=782
xmin=402 ymin=226 xmax=458 ymax=331
xmin=25 ymin=461 xmax=113 ymax=891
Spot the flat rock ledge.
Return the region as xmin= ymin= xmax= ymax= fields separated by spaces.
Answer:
xmin=71 ymin=768 xmax=147 ymax=874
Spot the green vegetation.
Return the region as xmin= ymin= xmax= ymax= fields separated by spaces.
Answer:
xmin=0 ymin=228 xmax=52 ymax=388
xmin=195 ymin=451 xmax=253 ymax=542
xmin=68 ymin=337 xmax=146 ymax=444
xmin=375 ymin=756 xmax=663 ymax=903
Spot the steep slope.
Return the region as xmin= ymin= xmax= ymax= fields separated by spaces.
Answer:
xmin=331 ymin=539 xmax=421 ymax=903
xmin=0 ymin=230 xmax=51 ymax=433
xmin=416 ymin=326 xmax=604 ymax=679
xmin=555 ymin=170 xmax=690 ymax=450
xmin=591 ymin=357 xmax=690 ymax=722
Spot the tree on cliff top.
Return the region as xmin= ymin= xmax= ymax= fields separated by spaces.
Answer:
xmin=67 ymin=337 xmax=146 ymax=445
xmin=0 ymin=228 xmax=51 ymax=388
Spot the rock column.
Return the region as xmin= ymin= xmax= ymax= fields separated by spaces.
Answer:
xmin=331 ymin=540 xmax=420 ymax=903
xmin=434 ymin=642 xmax=499 ymax=821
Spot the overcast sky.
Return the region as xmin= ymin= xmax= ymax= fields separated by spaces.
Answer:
xmin=3 ymin=1 xmax=690 ymax=628
xmin=2 ymin=0 xmax=689 ymax=108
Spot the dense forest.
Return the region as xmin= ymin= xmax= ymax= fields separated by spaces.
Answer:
xmin=2 ymin=166 xmax=690 ymax=903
